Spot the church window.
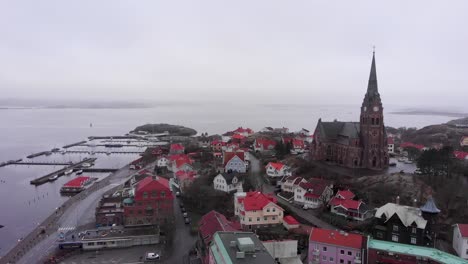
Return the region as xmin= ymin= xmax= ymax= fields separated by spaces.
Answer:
xmin=371 ymin=118 xmax=375 ymax=125
xmin=376 ymin=118 xmax=380 ymax=125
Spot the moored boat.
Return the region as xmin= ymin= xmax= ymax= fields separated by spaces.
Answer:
xmin=64 ymin=169 xmax=73 ymax=175
xmin=49 ymin=175 xmax=58 ymax=181
xmin=75 ymin=169 xmax=83 ymax=175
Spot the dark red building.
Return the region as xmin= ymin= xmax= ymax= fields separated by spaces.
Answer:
xmin=123 ymin=176 xmax=174 ymax=226
xmin=311 ymin=52 xmax=389 ymax=170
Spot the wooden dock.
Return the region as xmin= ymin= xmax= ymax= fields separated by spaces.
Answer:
xmin=10 ymin=161 xmax=73 ymax=166
xmin=82 ymin=168 xmax=118 ymax=173
xmin=66 ymin=150 xmax=143 ymax=154
xmin=30 ymin=158 xmax=97 ymax=186
xmin=63 ymin=141 xmax=87 ymax=149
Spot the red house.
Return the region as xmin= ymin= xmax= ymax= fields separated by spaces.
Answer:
xmin=170 ymin=143 xmax=185 ymax=154
xmin=123 ymin=176 xmax=174 ymax=226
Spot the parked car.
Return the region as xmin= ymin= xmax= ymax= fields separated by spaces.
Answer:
xmin=184 ymin=217 xmax=191 ymax=224
xmin=146 ymin=252 xmax=160 ymax=260
xmin=181 ymin=207 xmax=186 ymax=213
xmin=183 ymin=212 xmax=188 ymax=217
xmin=179 ymin=202 xmax=184 ymax=208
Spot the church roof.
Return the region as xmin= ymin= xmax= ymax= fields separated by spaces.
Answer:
xmin=317 ymin=120 xmax=360 ymax=145
xmin=363 ymin=51 xmax=382 ymax=105
xmin=420 ymin=196 xmax=441 ymax=214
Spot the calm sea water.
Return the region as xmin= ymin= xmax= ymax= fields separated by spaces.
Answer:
xmin=0 ymin=104 xmax=458 ymax=256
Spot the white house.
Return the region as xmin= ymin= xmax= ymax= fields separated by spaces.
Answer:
xmin=453 ymin=224 xmax=468 ymax=259
xmin=224 ymin=152 xmax=246 ymax=173
xmin=265 ymin=162 xmax=291 ymax=178
xmin=213 ymin=172 xmax=244 ymax=193
xmin=281 ymin=176 xmax=305 ymax=193
xmin=294 ymin=178 xmax=334 ymax=209
xmin=156 ymin=156 xmax=169 ymax=168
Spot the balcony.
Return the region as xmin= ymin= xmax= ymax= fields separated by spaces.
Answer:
xmin=312 ymin=249 xmax=320 ymax=256
xmin=354 ymin=257 xmax=362 ymax=264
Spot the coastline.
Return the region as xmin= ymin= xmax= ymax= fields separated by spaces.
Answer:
xmin=390 ymin=110 xmax=468 ymax=118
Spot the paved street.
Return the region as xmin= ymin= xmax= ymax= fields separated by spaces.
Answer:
xmin=15 ymin=165 xmax=136 ymax=264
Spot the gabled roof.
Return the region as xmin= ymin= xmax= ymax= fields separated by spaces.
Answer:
xmin=136 ymin=176 xmax=171 ymax=193
xmin=170 ymin=143 xmax=185 ymax=151
xmin=219 ymin=172 xmax=243 ymax=185
xmin=232 ymin=134 xmax=246 ymax=140
xmin=292 ymin=138 xmax=305 ymax=148
xmin=266 ymin=162 xmax=285 ymax=171
xmin=223 ymin=152 xmax=245 ymax=166
xmin=309 ymin=228 xmax=364 ymax=249
xmin=175 ymin=170 xmax=197 ymax=181
xmin=255 ymin=138 xmax=277 ymax=148
xmin=211 ymin=140 xmax=226 ymax=146
xmin=329 ymin=197 xmax=363 ymax=210
xmin=233 ymin=127 xmax=253 ymax=134
xmin=336 ymin=190 xmax=355 ymax=200
xmin=456 ymin=224 xmax=468 ymax=238
xmin=298 ymin=178 xmax=332 ymax=197
xmin=375 ymin=203 xmax=427 ymax=229
xmin=199 ymin=210 xmax=240 ymax=246
xmin=420 ymin=196 xmax=441 ymax=214
xmin=387 ymin=137 xmax=395 ymax=144
xmin=242 ymin=192 xmax=280 ymax=211
xmin=316 ymin=120 xmax=360 ymax=145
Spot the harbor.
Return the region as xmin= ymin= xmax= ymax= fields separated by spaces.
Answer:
xmin=29 ymin=158 xmax=97 ymax=186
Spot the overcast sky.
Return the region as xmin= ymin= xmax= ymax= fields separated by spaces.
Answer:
xmin=1 ymin=1 xmax=467 ymax=109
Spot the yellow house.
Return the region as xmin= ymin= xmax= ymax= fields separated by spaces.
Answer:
xmin=234 ymin=192 xmax=284 ymax=230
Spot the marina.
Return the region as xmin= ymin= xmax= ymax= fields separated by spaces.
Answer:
xmin=62 ymin=141 xmax=87 ymax=149
xmin=29 ymin=158 xmax=97 ymax=185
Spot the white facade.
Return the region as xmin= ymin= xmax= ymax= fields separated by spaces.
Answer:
xmin=225 ymin=156 xmax=246 ymax=173
xmin=281 ymin=177 xmax=305 ymax=193
xmin=213 ymin=173 xmax=243 ymax=193
xmin=453 ymin=224 xmax=468 ymax=259
xmin=266 ymin=163 xmax=291 ymax=178
xmin=221 ymin=136 xmax=231 ymax=143
xmin=293 ymin=184 xmax=334 ymax=209
xmin=171 ymin=163 xmax=194 ymax=173
xmin=157 ymin=157 xmax=168 ymax=167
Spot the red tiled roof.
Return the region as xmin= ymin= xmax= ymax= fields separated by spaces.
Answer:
xmin=211 ymin=140 xmax=226 ymax=146
xmin=175 ymin=170 xmax=197 ymax=181
xmin=255 ymin=138 xmax=277 ymax=149
xmin=267 ymin=162 xmax=285 ymax=171
xmin=401 ymin=142 xmax=425 ymax=150
xmin=454 ymin=151 xmax=468 ymax=160
xmin=136 ymin=176 xmax=171 ymax=194
xmin=457 ymin=224 xmax=468 ymax=237
xmin=64 ymin=176 xmax=90 ymax=187
xmin=233 ymin=127 xmax=253 ymax=134
xmin=292 ymin=138 xmax=305 ymax=148
xmin=336 ymin=190 xmax=355 ymax=200
xmin=304 ymin=193 xmax=320 ymax=199
xmin=170 ymin=143 xmax=185 ymax=151
xmin=329 ymin=197 xmax=362 ymax=210
xmin=232 ymin=134 xmax=246 ymax=139
xmin=298 ymin=178 xmax=332 ymax=197
xmin=283 ymin=215 xmax=300 ymax=225
xmin=309 ymin=228 xmax=365 ymax=249
xmin=242 ymin=192 xmax=280 ymax=211
xmin=199 ymin=210 xmax=240 ymax=246
xmin=387 ymin=137 xmax=395 ymax=144
xmin=223 ymin=152 xmax=245 ymax=166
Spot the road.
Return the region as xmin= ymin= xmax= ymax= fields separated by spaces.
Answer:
xmin=249 ymin=153 xmax=336 ymax=230
xmin=15 ymin=165 xmax=136 ymax=264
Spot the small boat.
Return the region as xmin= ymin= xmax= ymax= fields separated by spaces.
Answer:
xmin=81 ymin=163 xmax=92 ymax=168
xmin=389 ymin=162 xmax=397 ymax=167
xmin=106 ymin=151 xmax=111 ymax=155
xmin=404 ymin=160 xmax=413 ymax=164
xmin=60 ymin=150 xmax=67 ymax=155
xmin=75 ymin=169 xmax=83 ymax=175
xmin=51 ymin=148 xmax=60 ymax=152
xmin=45 ymin=151 xmax=52 ymax=156
xmin=64 ymin=169 xmax=73 ymax=175
xmin=49 ymin=175 xmax=58 ymax=181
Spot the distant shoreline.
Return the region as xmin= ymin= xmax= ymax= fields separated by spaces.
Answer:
xmin=390 ymin=111 xmax=468 ymax=118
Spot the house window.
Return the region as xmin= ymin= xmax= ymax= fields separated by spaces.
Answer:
xmin=143 ymin=192 xmax=148 ymax=199
xmin=323 ymin=246 xmax=327 ymax=252
xmin=340 ymin=260 xmax=344 ymax=264
xmin=248 ymin=217 xmax=252 ymax=222
xmin=412 ymin=227 xmax=417 ymax=234
xmin=264 ymin=216 xmax=267 ymax=221
xmin=392 ymin=235 xmax=399 ymax=242
xmin=393 ymin=225 xmax=399 ymax=232
xmin=267 ymin=208 xmax=270 ymax=212
xmin=340 ymin=250 xmax=344 ymax=254
xmin=151 ymin=191 xmax=157 ymax=197
xmin=272 ymin=208 xmax=276 ymax=212
xmin=411 ymin=237 xmax=417 ymax=244
xmin=257 ymin=217 xmax=260 ymax=222
xmin=347 ymin=251 xmax=352 ymax=256
xmin=161 ymin=191 xmax=165 ymax=198
xmin=356 ymin=252 xmax=361 ymax=258
xmin=272 ymin=216 xmax=276 ymax=221
xmin=330 ymin=257 xmax=334 ymax=262
xmin=322 ymin=256 xmax=326 ymax=261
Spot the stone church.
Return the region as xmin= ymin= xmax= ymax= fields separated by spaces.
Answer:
xmin=311 ymin=52 xmax=389 ymax=170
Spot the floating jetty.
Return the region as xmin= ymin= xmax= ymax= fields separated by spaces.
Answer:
xmin=63 ymin=141 xmax=87 ymax=149
xmin=88 ymin=136 xmax=140 ymax=140
xmin=26 ymin=151 xmax=50 ymax=159
xmin=10 ymin=161 xmax=73 ymax=166
xmin=82 ymin=168 xmax=118 ymax=173
xmin=30 ymin=158 xmax=97 ymax=186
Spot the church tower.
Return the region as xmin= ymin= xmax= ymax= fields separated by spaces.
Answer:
xmin=360 ymin=51 xmax=389 ymax=169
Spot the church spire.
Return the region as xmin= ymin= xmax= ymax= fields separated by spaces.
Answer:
xmin=367 ymin=50 xmax=379 ymax=96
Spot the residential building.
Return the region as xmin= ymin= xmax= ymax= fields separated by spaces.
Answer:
xmin=281 ymin=176 xmax=305 ymax=193
xmin=311 ymin=52 xmax=389 ymax=170
xmin=329 ymin=190 xmax=374 ymax=221
xmin=453 ymin=224 xmax=468 ymax=259
xmin=262 ymin=240 xmax=302 ymax=264
xmin=198 ymin=211 xmax=240 ymax=261
xmin=170 ymin=143 xmax=185 ymax=154
xmin=308 ymin=228 xmax=365 ymax=264
xmin=231 ymin=134 xmax=246 ymax=144
xmin=223 ymin=152 xmax=246 ymax=173
xmin=265 ymin=162 xmax=291 ymax=178
xmin=234 ymin=192 xmax=284 ymax=230
xmin=208 ymin=231 xmax=276 ymax=264
xmin=95 ymin=195 xmax=124 ymax=227
xmin=213 ymin=172 xmax=244 ymax=193
xmin=387 ymin=137 xmax=395 ymax=154
xmin=253 ymin=138 xmax=277 ymax=152
xmin=373 ymin=203 xmax=428 ymax=246
xmin=168 ymin=154 xmax=194 ymax=172
xmin=232 ymin=127 xmax=254 ymax=137
xmin=211 ymin=140 xmax=226 ymax=152
xmin=156 ymin=156 xmax=169 ymax=168
xmin=461 ymin=136 xmax=468 ymax=147
xmin=282 ymin=215 xmax=300 ymax=230
xmin=294 ymin=178 xmax=334 ymax=209
xmin=400 ymin=142 xmax=426 ymax=151
xmin=123 ymin=176 xmax=174 ymax=226
xmin=368 ymin=237 xmax=467 ymax=264
xmin=291 ymin=138 xmax=306 ymax=154
xmin=454 ymin=151 xmax=468 ymax=160
xmin=298 ymin=128 xmax=310 ymax=136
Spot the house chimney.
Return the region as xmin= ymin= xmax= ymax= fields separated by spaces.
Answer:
xmin=396 ymin=196 xmax=400 ymax=205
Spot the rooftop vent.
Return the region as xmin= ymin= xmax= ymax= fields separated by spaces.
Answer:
xmin=237 ymin=237 xmax=255 ymax=253
xmin=230 ymin=241 xmax=237 ymax=247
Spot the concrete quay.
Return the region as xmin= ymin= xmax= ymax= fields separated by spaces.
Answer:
xmin=29 ymin=158 xmax=97 ymax=186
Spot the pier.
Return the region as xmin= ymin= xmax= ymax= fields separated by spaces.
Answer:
xmin=26 ymin=151 xmax=50 ymax=159
xmin=30 ymin=158 xmax=97 ymax=186
xmin=82 ymin=168 xmax=118 ymax=173
xmin=88 ymin=136 xmax=140 ymax=140
xmin=10 ymin=161 xmax=73 ymax=166
xmin=66 ymin=150 xmax=144 ymax=154
xmin=62 ymin=141 xmax=87 ymax=149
